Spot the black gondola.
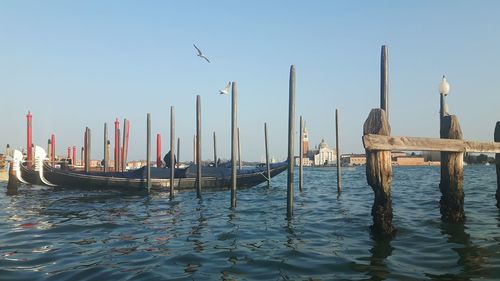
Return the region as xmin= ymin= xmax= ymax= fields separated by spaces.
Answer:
xmin=18 ymin=161 xmax=287 ymax=192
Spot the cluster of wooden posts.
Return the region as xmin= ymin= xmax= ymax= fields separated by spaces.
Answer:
xmin=20 ymin=45 xmax=500 ymax=237
xmin=363 ymin=45 xmax=500 ymax=238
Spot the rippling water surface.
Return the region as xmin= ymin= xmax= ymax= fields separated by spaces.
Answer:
xmin=1 ymin=166 xmax=499 ymax=280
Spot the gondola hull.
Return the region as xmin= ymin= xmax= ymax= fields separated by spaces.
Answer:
xmin=19 ymin=162 xmax=287 ymax=192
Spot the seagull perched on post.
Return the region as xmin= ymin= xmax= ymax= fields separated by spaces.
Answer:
xmin=219 ymin=81 xmax=231 ymax=95
xmin=193 ymin=44 xmax=211 ymax=63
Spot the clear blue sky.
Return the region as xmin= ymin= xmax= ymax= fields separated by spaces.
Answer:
xmin=1 ymin=1 xmax=499 ymax=162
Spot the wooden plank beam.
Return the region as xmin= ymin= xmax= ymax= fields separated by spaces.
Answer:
xmin=363 ymin=134 xmax=500 ymax=153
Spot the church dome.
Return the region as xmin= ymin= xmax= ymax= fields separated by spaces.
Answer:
xmin=319 ymin=139 xmax=328 ymax=149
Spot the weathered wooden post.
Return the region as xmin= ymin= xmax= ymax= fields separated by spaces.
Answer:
xmin=103 ymin=123 xmax=108 ymax=172
xmin=105 ymin=142 xmax=109 ymax=170
xmin=26 ymin=111 xmax=33 ymax=169
xmin=81 ymin=147 xmax=84 ymax=167
xmin=439 ymin=115 xmax=464 ymax=223
xmin=123 ymin=119 xmax=130 ymax=171
xmin=213 ymin=132 xmax=218 ymax=167
xmin=231 ymin=82 xmax=238 ymax=208
xmin=380 ymin=45 xmax=389 ymax=119
xmin=363 ymin=108 xmax=394 ymax=237
xmin=264 ymin=122 xmax=271 ymax=187
xmin=287 ymin=65 xmax=296 ymax=219
xmin=177 ymin=137 xmax=180 ymax=167
xmin=336 ymin=109 xmax=341 ymax=193
xmin=299 ymin=116 xmax=304 ymax=192
xmin=238 ymin=127 xmax=242 ymax=170
xmin=170 ymin=106 xmax=175 ymax=199
xmin=495 ymin=122 xmax=500 ymax=208
xmin=114 ymin=118 xmax=120 ymax=172
xmin=86 ymin=128 xmax=91 ymax=173
xmin=47 ymin=139 xmax=52 ymax=166
xmin=84 ymin=129 xmax=87 ymax=171
xmin=196 ymin=95 xmax=202 ymax=198
xmin=146 ymin=113 xmax=151 ymax=192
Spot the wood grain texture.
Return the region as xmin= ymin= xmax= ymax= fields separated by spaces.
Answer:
xmin=439 ymin=115 xmax=464 ymax=223
xmin=363 ymin=108 xmax=395 ymax=238
xmin=363 ymin=135 xmax=500 ymax=153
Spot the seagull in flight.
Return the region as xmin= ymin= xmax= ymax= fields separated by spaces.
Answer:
xmin=219 ymin=81 xmax=231 ymax=95
xmin=193 ymin=44 xmax=211 ymax=63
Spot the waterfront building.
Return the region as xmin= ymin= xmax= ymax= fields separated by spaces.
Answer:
xmin=343 ymin=154 xmax=367 ymax=166
xmin=313 ymin=139 xmax=337 ymax=166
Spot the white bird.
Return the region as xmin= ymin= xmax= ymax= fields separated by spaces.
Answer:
xmin=193 ymin=44 xmax=211 ymax=63
xmin=219 ymin=81 xmax=231 ymax=95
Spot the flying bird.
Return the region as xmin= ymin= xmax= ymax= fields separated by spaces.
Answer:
xmin=193 ymin=44 xmax=211 ymax=63
xmin=219 ymin=81 xmax=231 ymax=95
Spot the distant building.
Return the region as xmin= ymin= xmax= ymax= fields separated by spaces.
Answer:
xmin=313 ymin=139 xmax=336 ymax=166
xmin=296 ymin=138 xmax=337 ymax=166
xmin=343 ymin=154 xmax=367 ymax=166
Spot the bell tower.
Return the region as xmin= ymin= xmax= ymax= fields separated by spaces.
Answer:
xmin=302 ymin=125 xmax=309 ymax=156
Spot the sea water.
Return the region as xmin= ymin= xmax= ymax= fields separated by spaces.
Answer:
xmin=0 ymin=166 xmax=499 ymax=280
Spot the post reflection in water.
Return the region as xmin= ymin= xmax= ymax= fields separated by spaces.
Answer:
xmin=367 ymin=237 xmax=393 ymax=281
xmin=189 ymin=205 xmax=207 ymax=253
xmin=0 ymin=166 xmax=498 ymax=280
xmin=220 ymin=211 xmax=239 ymax=280
xmin=426 ymin=223 xmax=489 ymax=281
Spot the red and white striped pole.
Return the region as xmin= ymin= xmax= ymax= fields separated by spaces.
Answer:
xmin=26 ymin=111 xmax=33 ymax=168
xmin=156 ymin=133 xmax=161 ymax=167
xmin=51 ymin=134 xmax=55 ymax=163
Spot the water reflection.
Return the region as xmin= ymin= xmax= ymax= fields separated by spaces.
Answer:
xmin=188 ymin=205 xmax=207 ymax=253
xmin=367 ymin=238 xmax=393 ymax=281
xmin=426 ymin=223 xmax=489 ymax=280
xmin=285 ymin=221 xmax=298 ymax=250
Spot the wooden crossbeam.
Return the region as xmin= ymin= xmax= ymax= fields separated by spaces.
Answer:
xmin=363 ymin=134 xmax=500 ymax=153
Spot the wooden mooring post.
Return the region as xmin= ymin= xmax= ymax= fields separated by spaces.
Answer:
xmin=287 ymin=65 xmax=296 ymax=219
xmin=122 ymin=119 xmax=130 ymax=172
xmin=103 ymin=123 xmax=108 ymax=172
xmin=299 ymin=116 xmax=304 ymax=192
xmin=84 ymin=130 xmax=87 ymax=170
xmin=231 ymin=82 xmax=238 ymax=208
xmin=85 ymin=127 xmax=91 ymax=173
xmin=264 ymin=122 xmax=271 ymax=187
xmin=439 ymin=115 xmax=465 ymax=223
xmin=177 ymin=137 xmax=180 ymax=166
xmin=213 ymin=132 xmax=217 ymax=167
xmin=336 ymin=109 xmax=341 ymax=193
xmin=380 ymin=45 xmax=389 ymax=119
xmin=170 ymin=106 xmax=175 ymax=199
xmin=114 ymin=118 xmax=120 ymax=172
xmin=196 ymin=95 xmax=202 ymax=198
xmin=495 ymin=122 xmax=500 ymax=208
xmin=363 ymin=108 xmax=395 ymax=237
xmin=146 ymin=113 xmax=151 ymax=192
